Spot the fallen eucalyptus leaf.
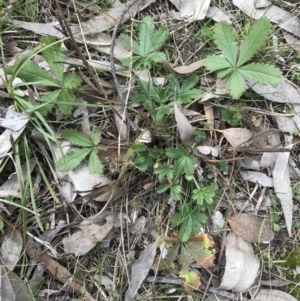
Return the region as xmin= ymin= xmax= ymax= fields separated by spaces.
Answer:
xmin=218 ymin=232 xmax=259 ymax=292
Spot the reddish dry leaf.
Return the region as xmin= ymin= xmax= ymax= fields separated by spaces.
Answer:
xmin=228 ymin=213 xmax=274 ymax=244
xmin=25 ymin=247 xmax=96 ymax=301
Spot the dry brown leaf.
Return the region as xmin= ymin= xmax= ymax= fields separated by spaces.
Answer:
xmin=255 ymin=289 xmax=297 ymax=301
xmin=206 ymin=7 xmax=232 ymax=23
xmin=125 ymin=241 xmax=157 ymax=301
xmin=240 ymin=171 xmax=273 ymax=187
xmin=169 ymin=0 xmax=211 ymax=20
xmin=25 ymin=247 xmax=96 ymax=301
xmin=222 ymin=128 xmax=253 ymax=147
xmin=273 ymin=153 xmax=293 ymax=236
xmin=62 ymin=213 xmax=116 ymax=256
xmin=164 ymin=60 xmax=204 ymax=74
xmin=233 ymin=0 xmax=300 ymax=38
xmin=228 ymin=213 xmax=275 ymax=243
xmin=174 ymin=102 xmax=195 ymax=146
xmin=218 ymin=232 xmax=259 ymax=292
xmin=0 ymin=227 xmax=23 ymax=271
xmin=0 ymin=266 xmax=33 ymax=301
xmin=0 ymin=107 xmax=29 ymax=131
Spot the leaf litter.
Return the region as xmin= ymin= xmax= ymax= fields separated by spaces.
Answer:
xmin=0 ymin=0 xmax=300 ymax=300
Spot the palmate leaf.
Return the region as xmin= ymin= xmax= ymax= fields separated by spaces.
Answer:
xmin=236 ymin=17 xmax=271 ymax=67
xmin=57 ymin=148 xmax=91 ymax=172
xmin=61 ymin=129 xmax=93 ymax=147
xmin=151 ymin=27 xmax=169 ymax=51
xmin=41 ymin=36 xmax=64 ymax=82
xmin=238 ymin=63 xmax=282 ymax=85
xmin=213 ymin=22 xmax=238 ymax=66
xmin=57 ymin=89 xmax=77 ymax=116
xmin=64 ymin=72 xmax=82 ymax=89
xmin=88 ymin=150 xmax=104 ymax=174
xmin=138 ymin=16 xmax=156 ymax=56
xmin=7 ymin=60 xmax=60 ymax=87
xmin=226 ymin=70 xmax=246 ymax=99
xmin=37 ymin=90 xmax=61 ymax=115
xmin=204 ymin=55 xmax=232 ymax=71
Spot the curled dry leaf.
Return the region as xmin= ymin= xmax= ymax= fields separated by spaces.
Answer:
xmin=63 ymin=213 xmax=116 ymax=256
xmin=218 ymin=232 xmax=259 ymax=292
xmin=255 ymin=289 xmax=297 ymax=301
xmin=228 ymin=213 xmax=275 ymax=244
xmin=174 ymin=102 xmax=195 ymax=146
xmin=163 ymin=60 xmax=204 ymax=74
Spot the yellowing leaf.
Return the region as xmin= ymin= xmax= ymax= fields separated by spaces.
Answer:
xmin=179 ymin=269 xmax=201 ymax=291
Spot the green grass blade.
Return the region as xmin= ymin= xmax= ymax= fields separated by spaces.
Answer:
xmin=24 ymin=135 xmax=44 ymax=231
xmin=236 ymin=17 xmax=271 ymax=67
xmin=213 ymin=22 xmax=238 ymax=66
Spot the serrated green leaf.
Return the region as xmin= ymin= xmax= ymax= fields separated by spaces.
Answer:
xmin=216 ymin=67 xmax=233 ymax=78
xmin=151 ymin=27 xmax=169 ymax=51
xmin=57 ymin=148 xmax=91 ymax=171
xmin=237 ymin=17 xmax=271 ymax=67
xmin=213 ymin=22 xmax=238 ymax=66
xmin=179 ymin=217 xmax=192 ymax=243
xmin=170 ymin=182 xmax=181 ymax=200
xmin=238 ymin=63 xmax=282 ymax=85
xmin=37 ymin=89 xmax=61 ymax=115
xmin=166 ymin=146 xmax=188 ymax=158
xmin=138 ymin=16 xmax=155 ymax=56
xmin=119 ymin=34 xmax=132 ymax=51
xmin=204 ymin=55 xmax=232 ymax=71
xmin=181 ymin=74 xmax=198 ymax=92
xmin=57 ymin=89 xmax=77 ymax=116
xmin=156 ymin=183 xmax=171 ymax=194
xmin=149 ymin=51 xmax=167 ymax=63
xmin=89 ymin=127 xmax=101 ymax=145
xmin=64 ymin=71 xmax=82 ymax=89
xmin=41 ymin=36 xmax=64 ymax=82
xmin=226 ymin=71 xmax=246 ymax=99
xmin=7 ymin=60 xmax=60 ymax=87
xmin=62 ymin=129 xmax=93 ymax=147
xmin=88 ymin=150 xmax=104 ymax=174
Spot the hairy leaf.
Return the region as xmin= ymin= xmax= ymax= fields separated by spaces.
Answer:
xmin=57 ymin=148 xmax=91 ymax=171
xmin=62 ymin=129 xmax=92 ymax=147
xmin=213 ymin=22 xmax=238 ymax=66
xmin=37 ymin=90 xmax=61 ymax=115
xmin=179 ymin=270 xmax=201 ymax=291
xmin=238 ymin=63 xmax=282 ymax=85
xmin=237 ymin=17 xmax=271 ymax=67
